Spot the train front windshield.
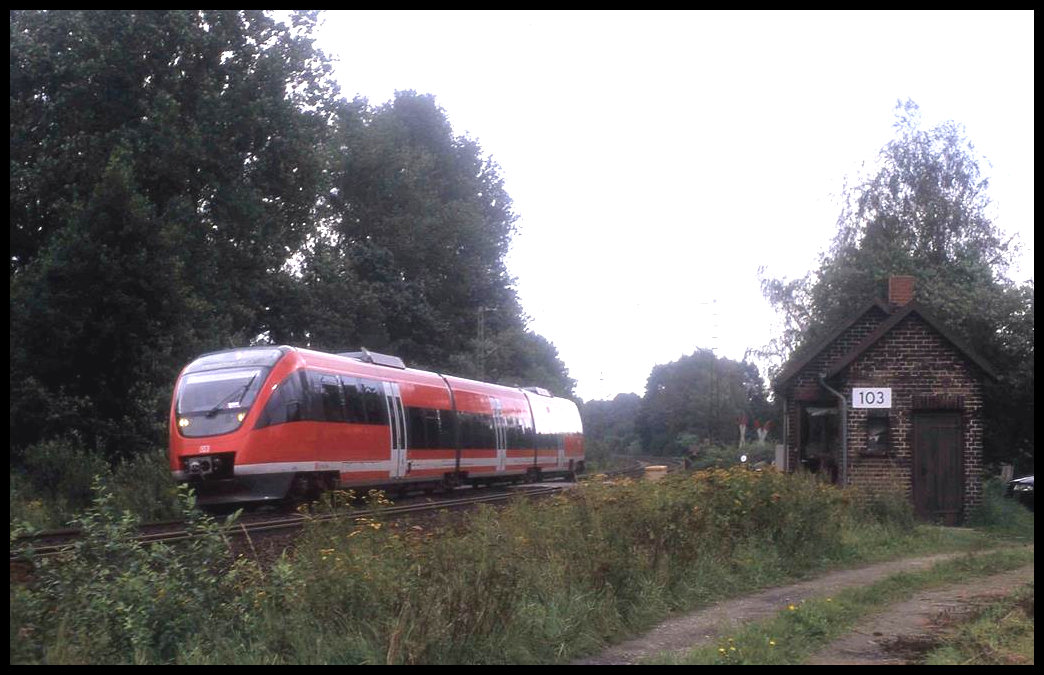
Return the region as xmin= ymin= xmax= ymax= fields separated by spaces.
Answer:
xmin=176 ymin=368 xmax=266 ymax=437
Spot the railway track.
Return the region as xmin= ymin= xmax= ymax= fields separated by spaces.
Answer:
xmin=11 ymin=481 xmax=573 ymax=563
xmin=11 ymin=460 xmax=650 ymax=572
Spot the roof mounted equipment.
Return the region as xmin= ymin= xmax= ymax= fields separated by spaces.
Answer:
xmin=338 ymin=347 xmax=406 ymax=369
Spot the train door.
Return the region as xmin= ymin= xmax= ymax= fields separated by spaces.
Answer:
xmin=557 ymin=434 xmax=566 ymax=470
xmin=383 ymin=382 xmax=408 ymax=478
xmin=491 ymin=397 xmax=507 ymax=473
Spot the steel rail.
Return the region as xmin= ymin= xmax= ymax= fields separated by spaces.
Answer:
xmin=11 ymin=482 xmax=570 ymax=561
xmin=12 ymin=460 xmax=651 ymax=563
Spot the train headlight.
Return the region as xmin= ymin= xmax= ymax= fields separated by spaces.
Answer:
xmin=178 ymin=417 xmax=191 ymax=428
xmin=237 ymin=412 xmax=246 ymax=423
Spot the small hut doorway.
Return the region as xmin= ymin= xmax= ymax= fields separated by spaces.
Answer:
xmin=912 ymin=412 xmax=963 ymax=525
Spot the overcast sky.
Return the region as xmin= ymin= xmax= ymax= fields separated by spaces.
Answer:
xmin=312 ymin=10 xmax=1034 ymax=402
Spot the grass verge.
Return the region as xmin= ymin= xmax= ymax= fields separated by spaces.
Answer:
xmin=10 ymin=466 xmax=1034 ymax=664
xmin=920 ymin=581 xmax=1034 ymax=665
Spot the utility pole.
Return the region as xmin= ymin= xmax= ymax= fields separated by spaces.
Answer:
xmin=477 ymin=306 xmax=486 ymax=380
xmin=701 ymin=298 xmax=720 ymax=442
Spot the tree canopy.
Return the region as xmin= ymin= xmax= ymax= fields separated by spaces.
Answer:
xmin=580 ymin=349 xmax=776 ymax=461
xmin=635 ymin=350 xmax=773 ymax=455
xmin=760 ymin=100 xmax=1033 ymax=470
xmin=10 ymin=10 xmax=574 ymax=463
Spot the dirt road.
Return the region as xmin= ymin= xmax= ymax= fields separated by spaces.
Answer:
xmin=805 ymin=562 xmax=1034 ymax=664
xmin=573 ymin=546 xmax=1034 ymax=665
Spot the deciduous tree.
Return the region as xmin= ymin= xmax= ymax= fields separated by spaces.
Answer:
xmin=760 ymin=100 xmax=1033 ymax=469
xmin=10 ymin=10 xmax=336 ymax=458
xmin=636 ymin=350 xmax=772 ymax=454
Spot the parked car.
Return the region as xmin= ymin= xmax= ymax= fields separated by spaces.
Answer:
xmin=1005 ymin=475 xmax=1034 ymax=511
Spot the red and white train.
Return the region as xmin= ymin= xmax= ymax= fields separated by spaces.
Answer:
xmin=169 ymin=346 xmax=584 ymax=505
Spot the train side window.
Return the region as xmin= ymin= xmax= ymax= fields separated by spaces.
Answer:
xmin=340 ymin=376 xmax=367 ymax=423
xmin=360 ymin=379 xmax=388 ymax=425
xmin=407 ymin=408 xmax=423 ymax=447
xmin=321 ymin=375 xmax=346 ymax=422
xmin=255 ymin=371 xmax=304 ymax=429
xmin=458 ymin=412 xmax=473 ymax=448
xmin=480 ymin=414 xmax=495 ymax=448
xmin=536 ymin=433 xmax=557 ymax=450
xmin=439 ymin=410 xmax=457 ymax=448
xmin=506 ymin=415 xmax=534 ymax=450
xmin=407 ymin=407 xmax=439 ymax=449
xmin=504 ymin=416 xmax=521 ymax=449
xmin=425 ymin=409 xmax=448 ymax=449
xmin=302 ymin=371 xmax=324 ymax=421
xmin=459 ymin=412 xmax=495 ymax=449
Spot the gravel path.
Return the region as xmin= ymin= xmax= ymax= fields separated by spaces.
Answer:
xmin=572 ymin=545 xmax=1034 ymax=665
xmin=805 ymin=563 xmax=1034 ymax=665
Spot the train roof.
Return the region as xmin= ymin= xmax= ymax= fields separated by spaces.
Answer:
xmin=186 ymin=345 xmax=576 ymax=413
xmin=182 ymin=346 xmax=289 ymax=374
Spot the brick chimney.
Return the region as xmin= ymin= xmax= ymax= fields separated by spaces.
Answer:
xmin=888 ymin=275 xmax=915 ymax=307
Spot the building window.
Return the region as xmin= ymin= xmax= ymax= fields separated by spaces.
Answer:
xmin=865 ymin=411 xmax=890 ymax=455
xmin=800 ymin=405 xmax=839 ymax=481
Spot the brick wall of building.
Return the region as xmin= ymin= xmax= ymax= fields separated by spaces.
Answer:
xmin=843 ymin=314 xmax=984 ymax=515
xmin=781 ymin=305 xmax=889 ymax=471
xmin=782 ymin=311 xmax=986 ymax=520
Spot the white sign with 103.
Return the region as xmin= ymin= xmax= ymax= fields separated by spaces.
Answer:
xmin=852 ymin=387 xmax=891 ymax=409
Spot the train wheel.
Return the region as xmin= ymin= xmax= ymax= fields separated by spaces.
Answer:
xmin=283 ymin=473 xmax=324 ymax=509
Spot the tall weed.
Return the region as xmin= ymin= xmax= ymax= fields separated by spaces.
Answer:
xmin=239 ymin=467 xmax=855 ymax=664
xmin=12 ymin=466 xmax=971 ymax=665
xmin=847 ymin=481 xmax=917 ymax=531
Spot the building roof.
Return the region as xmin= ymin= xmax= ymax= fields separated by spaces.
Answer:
xmin=773 ymin=299 xmax=891 ymax=387
xmin=776 ymin=299 xmax=999 ymax=389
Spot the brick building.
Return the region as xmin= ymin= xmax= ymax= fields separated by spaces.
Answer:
xmin=774 ymin=276 xmax=997 ymax=524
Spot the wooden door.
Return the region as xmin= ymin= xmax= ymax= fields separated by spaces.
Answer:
xmin=912 ymin=412 xmax=963 ymax=524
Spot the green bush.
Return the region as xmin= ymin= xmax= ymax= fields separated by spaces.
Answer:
xmin=109 ymin=448 xmax=182 ymax=521
xmin=19 ymin=436 xmax=108 ymax=513
xmin=11 ymin=480 xmax=245 ymax=664
xmin=687 ymin=442 xmax=775 ymax=471
xmin=966 ymin=477 xmax=1034 ymax=540
xmin=11 ymin=442 xmax=180 ymax=529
